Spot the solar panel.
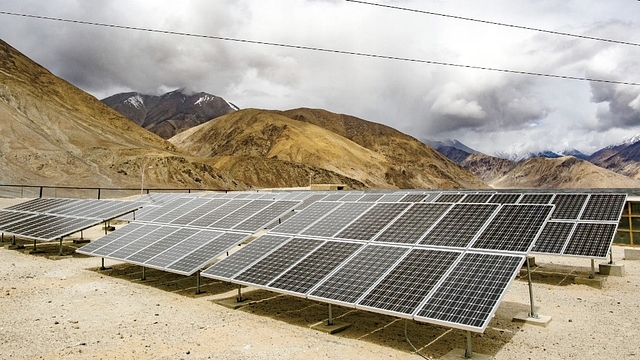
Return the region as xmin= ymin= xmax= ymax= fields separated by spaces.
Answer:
xmin=433 ymin=193 xmax=465 ymax=203
xmin=135 ymin=197 xmax=195 ymax=222
xmin=189 ymin=199 xmax=251 ymax=227
xmin=519 ymin=193 xmax=553 ymax=204
xmin=414 ymin=252 xmax=523 ymax=331
xmin=550 ymin=194 xmax=589 ymax=220
xmin=4 ymin=198 xmax=74 ymax=213
xmin=126 ymin=228 xmax=200 ymax=264
xmin=268 ymin=241 xmax=363 ymax=294
xmin=377 ymin=194 xmax=405 ymax=202
xmin=0 ymin=214 xmax=99 ymax=241
xmin=563 ymin=222 xmax=618 ymax=258
xmin=77 ymin=223 xmax=146 ymax=255
xmin=295 ymin=194 xmax=329 ymax=209
xmin=580 ymin=194 xmax=627 ymax=221
xmin=233 ymin=238 xmax=325 ymax=286
xmin=83 ymin=224 xmax=162 ymax=256
xmin=531 ymin=221 xmax=575 ymax=254
xmin=471 ymin=204 xmax=554 ymax=253
xmin=169 ymin=199 xmax=230 ymax=225
xmin=422 ymin=193 xmax=442 ymax=203
xmin=144 ymin=230 xmax=223 ymax=268
xmin=308 ymin=245 xmax=410 ymax=304
xmin=357 ymin=194 xmax=384 ymax=202
xmin=323 ymin=193 xmax=347 ymax=201
xmin=358 ymin=249 xmax=460 ymax=315
xmin=487 ymin=193 xmax=521 ymax=204
xmin=419 ymin=204 xmax=498 ymax=248
xmin=399 ymin=194 xmax=428 ymax=203
xmin=301 ymin=202 xmax=373 ymax=238
xmin=334 ymin=203 xmax=409 ymax=241
xmin=270 ymin=202 xmax=342 ymax=235
xmin=202 ymin=235 xmax=291 ymax=280
xmin=374 ymin=203 xmax=452 ymax=244
xmin=166 ymin=232 xmax=250 ymax=275
xmin=0 ymin=210 xmax=37 ymax=227
xmin=210 ymin=200 xmax=273 ymax=229
xmin=152 ymin=198 xmax=212 ymax=224
xmin=107 ymin=226 xmax=180 ymax=259
xmin=339 ymin=193 xmax=364 ymax=202
xmin=460 ymin=193 xmax=493 ymax=204
xmin=233 ymin=200 xmax=299 ymax=232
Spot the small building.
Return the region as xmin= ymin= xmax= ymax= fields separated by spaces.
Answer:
xmin=615 ymin=196 xmax=640 ymax=246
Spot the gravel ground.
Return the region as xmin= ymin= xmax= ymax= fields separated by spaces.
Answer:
xmin=1 ymin=200 xmax=639 ymax=359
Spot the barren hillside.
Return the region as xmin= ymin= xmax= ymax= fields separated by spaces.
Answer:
xmin=489 ymin=156 xmax=640 ymax=189
xmin=170 ymin=109 xmax=487 ymax=189
xmin=461 ymin=154 xmax=517 ymax=183
xmin=0 ymin=39 xmax=244 ymax=190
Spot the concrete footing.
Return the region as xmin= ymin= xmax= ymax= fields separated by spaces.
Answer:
xmin=26 ymin=248 xmax=46 ymax=254
xmin=213 ymin=298 xmax=256 ymax=310
xmin=599 ymin=263 xmax=625 ymax=277
xmin=512 ymin=312 xmax=552 ymax=327
xmin=574 ymin=276 xmax=605 ymax=289
xmin=310 ymin=321 xmax=351 ymax=334
xmin=73 ymin=239 xmax=91 ymax=244
xmin=624 ymin=248 xmax=640 ymax=260
xmin=5 ymin=244 xmax=24 ymax=250
xmin=441 ymin=348 xmax=492 ymax=359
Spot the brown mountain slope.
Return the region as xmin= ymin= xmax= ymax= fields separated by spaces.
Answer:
xmin=489 ymin=156 xmax=640 ymax=189
xmin=460 ymin=154 xmax=517 ymax=183
xmin=170 ymin=109 xmax=487 ymax=189
xmin=0 ymin=39 xmax=244 ymax=190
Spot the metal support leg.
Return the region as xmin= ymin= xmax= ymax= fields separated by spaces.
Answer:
xmin=1 ymin=233 xmax=4 ymax=243
xmin=327 ymin=304 xmax=334 ymax=326
xmin=236 ymin=285 xmax=243 ymax=302
xmin=464 ymin=331 xmax=473 ymax=358
xmin=590 ymin=259 xmax=595 ymax=279
xmin=609 ymin=247 xmax=614 ymax=265
xmin=59 ymin=238 xmax=63 ymax=256
xmin=101 ymin=258 xmax=106 ymax=270
xmin=80 ymin=231 xmax=84 ymax=241
xmin=12 ymin=235 xmax=16 ymax=246
xmin=526 ymin=257 xmax=538 ymax=318
xmin=196 ymin=271 xmax=202 ymax=295
xmin=141 ymin=266 xmax=146 ymax=281
xmin=33 ymin=239 xmax=37 ymax=251
xmin=104 ymin=221 xmax=107 ymax=235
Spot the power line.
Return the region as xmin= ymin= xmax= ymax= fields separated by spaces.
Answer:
xmin=346 ymin=0 xmax=640 ymax=48
xmin=1 ymin=10 xmax=639 ymax=86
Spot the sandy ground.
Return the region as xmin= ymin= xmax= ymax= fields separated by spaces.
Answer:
xmin=1 ymin=200 xmax=640 ymax=359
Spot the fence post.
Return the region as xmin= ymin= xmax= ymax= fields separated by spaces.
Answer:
xmin=97 ymin=188 xmax=101 ymax=199
xmin=39 ymin=187 xmax=43 ymax=198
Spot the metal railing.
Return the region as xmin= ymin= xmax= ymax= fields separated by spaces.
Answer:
xmin=0 ymin=184 xmax=230 ymax=200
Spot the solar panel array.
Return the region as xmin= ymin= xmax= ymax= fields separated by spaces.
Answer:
xmin=0 ymin=198 xmax=142 ymax=241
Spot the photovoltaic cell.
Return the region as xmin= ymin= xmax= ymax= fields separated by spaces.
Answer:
xmin=169 ymin=199 xmax=230 ymax=225
xmin=399 ymin=194 xmax=428 ymax=203
xmin=460 ymin=194 xmax=493 ymax=204
xmin=202 ymin=235 xmax=291 ymax=280
xmin=377 ymin=194 xmax=405 ymax=202
xmin=339 ymin=193 xmax=365 ymax=202
xmin=135 ymin=198 xmax=195 ymax=222
xmin=166 ymin=232 xmax=249 ymax=275
xmin=415 ymin=252 xmax=523 ymax=330
xmin=5 ymin=198 xmax=74 ymax=213
xmin=519 ymin=193 xmax=553 ymax=204
xmin=471 ymin=204 xmax=553 ymax=253
xmin=550 ymin=194 xmax=588 ymax=220
xmin=233 ymin=201 xmax=299 ymax=232
xmin=374 ymin=203 xmax=452 ymax=244
xmin=531 ymin=222 xmax=575 ymax=254
xmin=270 ymin=202 xmax=342 ymax=235
xmin=153 ymin=198 xmax=212 ymax=224
xmin=189 ymin=199 xmax=251 ymax=227
xmin=108 ymin=226 xmax=180 ymax=260
xmin=422 ymin=193 xmax=442 ymax=203
xmin=76 ymin=223 xmax=146 ymax=254
xmin=234 ymin=238 xmax=325 ymax=286
xmin=301 ymin=202 xmax=373 ymax=238
xmin=210 ymin=200 xmax=272 ymax=229
xmin=268 ymin=241 xmax=363 ymax=294
xmin=335 ymin=203 xmax=409 ymax=241
xmin=89 ymin=224 xmax=162 ymax=257
xmin=323 ymin=194 xmax=347 ymax=201
xmin=563 ymin=222 xmax=618 ymax=258
xmin=434 ymin=193 xmax=465 ymax=203
xmin=144 ymin=230 xmax=223 ymax=268
xmin=309 ymin=245 xmax=410 ymax=304
xmin=358 ymin=249 xmax=460 ymax=315
xmin=357 ymin=194 xmax=384 ymax=202
xmin=488 ymin=193 xmax=521 ymax=204
xmin=126 ymin=228 xmax=200 ymax=264
xmin=580 ymin=194 xmax=627 ymax=221
xmin=420 ymin=204 xmax=498 ymax=248
xmin=0 ymin=210 xmax=36 ymax=227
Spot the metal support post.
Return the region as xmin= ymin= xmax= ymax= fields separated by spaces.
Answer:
xmin=526 ymin=257 xmax=538 ymax=318
xmin=104 ymin=221 xmax=107 ymax=235
xmin=236 ymin=285 xmax=243 ymax=302
xmin=12 ymin=235 xmax=16 ymax=246
xmin=1 ymin=233 xmax=4 ymax=243
xmin=33 ymin=239 xmax=37 ymax=251
xmin=80 ymin=230 xmax=84 ymax=241
xmin=327 ymin=304 xmax=334 ymax=326
xmin=141 ymin=266 xmax=146 ymax=281
xmin=196 ymin=271 xmax=202 ymax=295
xmin=590 ymin=259 xmax=595 ymax=279
xmin=464 ymin=331 xmax=473 ymax=358
xmin=59 ymin=238 xmax=63 ymax=256
xmin=609 ymin=246 xmax=614 ymax=265
xmin=101 ymin=258 xmax=106 ymax=270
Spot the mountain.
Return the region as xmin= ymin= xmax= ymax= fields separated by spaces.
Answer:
xmin=494 ymin=143 xmax=589 ymax=162
xmin=169 ymin=108 xmax=488 ymax=189
xmin=0 ymin=38 xmax=244 ymax=190
xmin=588 ymin=134 xmax=640 ymax=180
xmin=460 ymin=154 xmax=517 ymax=183
xmin=102 ymin=90 xmax=237 ymax=139
xmin=488 ymin=156 xmax=640 ymax=189
xmin=422 ymin=139 xmax=479 ymax=164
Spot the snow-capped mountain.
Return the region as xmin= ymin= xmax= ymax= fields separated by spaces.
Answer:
xmin=102 ymin=89 xmax=237 ymax=139
xmin=494 ymin=143 xmax=588 ymax=162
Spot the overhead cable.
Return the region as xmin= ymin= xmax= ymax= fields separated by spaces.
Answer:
xmin=1 ymin=10 xmax=639 ymax=86
xmin=346 ymin=0 xmax=640 ymax=48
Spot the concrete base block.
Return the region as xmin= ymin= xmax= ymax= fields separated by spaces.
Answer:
xmin=5 ymin=244 xmax=25 ymax=250
xmin=310 ymin=321 xmax=351 ymax=334
xmin=213 ymin=298 xmax=256 ymax=310
xmin=440 ymin=348 xmax=493 ymax=360
xmin=624 ymin=248 xmax=640 ymax=260
xmin=575 ymin=276 xmax=605 ymax=289
xmin=26 ymin=248 xmax=46 ymax=254
xmin=599 ymin=263 xmax=625 ymax=277
xmin=512 ymin=312 xmax=552 ymax=327
xmin=73 ymin=239 xmax=91 ymax=244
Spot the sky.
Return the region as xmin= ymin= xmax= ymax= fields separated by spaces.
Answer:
xmin=1 ymin=0 xmax=640 ymax=156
